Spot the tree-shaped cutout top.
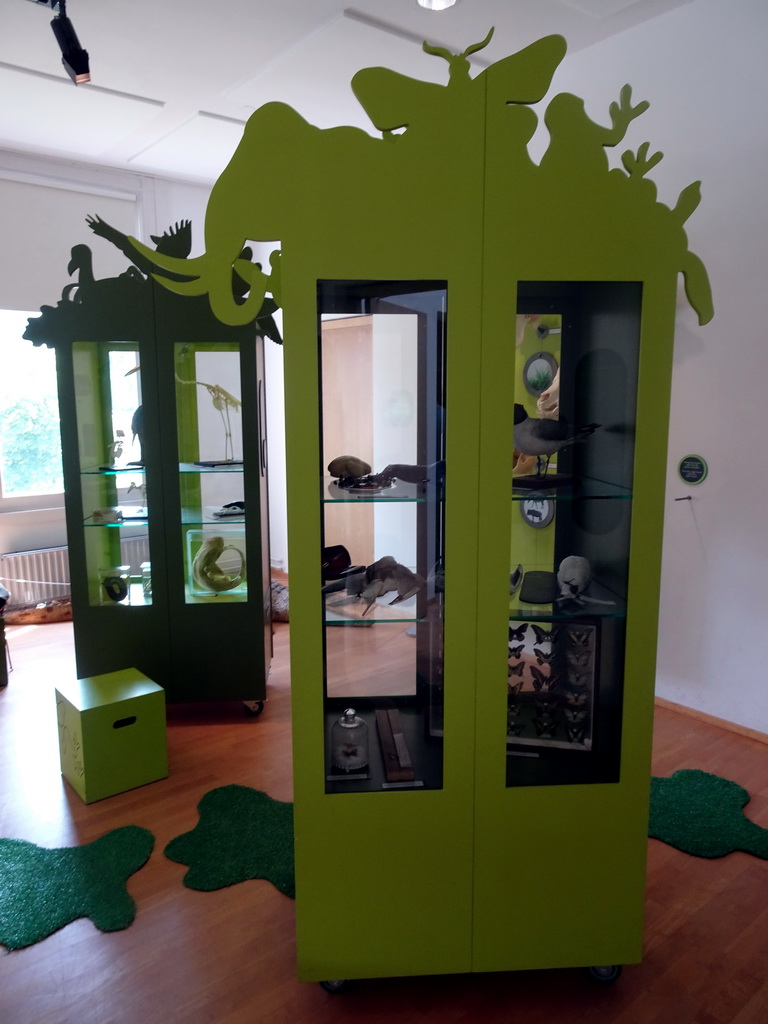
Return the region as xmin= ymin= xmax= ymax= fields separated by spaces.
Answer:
xmin=120 ymin=29 xmax=712 ymax=330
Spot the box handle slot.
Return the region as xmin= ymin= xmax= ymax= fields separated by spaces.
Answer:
xmin=113 ymin=716 xmax=137 ymax=729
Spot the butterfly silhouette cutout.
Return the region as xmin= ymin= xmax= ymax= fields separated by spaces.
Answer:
xmin=508 ymin=643 xmax=525 ymax=659
xmin=531 ymin=666 xmax=561 ymax=692
xmin=509 ymin=623 xmax=528 ymax=642
xmin=533 ymin=646 xmax=556 ymax=665
xmin=531 ymin=624 xmax=560 ymax=645
xmin=508 ymin=661 xmax=525 ymax=678
xmin=530 ymin=665 xmax=548 ymax=691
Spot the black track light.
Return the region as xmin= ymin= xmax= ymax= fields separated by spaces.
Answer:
xmin=25 ymin=0 xmax=90 ymax=84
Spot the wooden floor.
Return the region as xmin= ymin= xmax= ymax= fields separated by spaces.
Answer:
xmin=1 ymin=621 xmax=767 ymax=1024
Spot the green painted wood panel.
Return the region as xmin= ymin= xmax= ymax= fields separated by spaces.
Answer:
xmin=119 ymin=27 xmax=712 ymax=983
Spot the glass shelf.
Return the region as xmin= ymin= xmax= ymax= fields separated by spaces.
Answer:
xmin=323 ymin=476 xmax=432 ymax=503
xmin=510 ymin=575 xmax=626 ymax=620
xmin=179 ymin=461 xmax=244 ymax=474
xmin=180 ymin=505 xmax=245 ymax=526
xmin=512 ymin=477 xmax=632 ymax=501
xmin=85 ymin=463 xmax=246 ymax=476
xmin=324 ymin=590 xmax=423 ymax=624
xmin=83 ymin=515 xmax=148 ymax=528
xmin=81 ymin=465 xmax=146 ymax=476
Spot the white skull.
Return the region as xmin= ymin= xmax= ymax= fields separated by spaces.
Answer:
xmin=557 ymin=556 xmax=592 ymax=602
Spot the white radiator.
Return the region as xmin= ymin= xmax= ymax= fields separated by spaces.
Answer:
xmin=119 ymin=535 xmax=150 ymax=571
xmin=0 ymin=536 xmax=149 ymax=607
xmin=0 ymin=546 xmax=71 ymax=606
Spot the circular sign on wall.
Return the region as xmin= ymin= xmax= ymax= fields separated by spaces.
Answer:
xmin=677 ymin=454 xmax=708 ymax=485
xmin=520 ymin=493 xmax=555 ymax=529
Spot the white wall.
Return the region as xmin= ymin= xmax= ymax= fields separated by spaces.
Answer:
xmin=545 ymin=0 xmax=768 ymax=731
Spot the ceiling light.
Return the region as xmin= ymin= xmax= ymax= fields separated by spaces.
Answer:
xmin=417 ymin=0 xmax=459 ymax=10
xmin=25 ymin=0 xmax=90 ymax=84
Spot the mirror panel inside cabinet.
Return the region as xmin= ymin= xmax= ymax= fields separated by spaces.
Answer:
xmin=318 ymin=281 xmax=446 ymax=793
xmin=73 ymin=341 xmax=151 ymax=608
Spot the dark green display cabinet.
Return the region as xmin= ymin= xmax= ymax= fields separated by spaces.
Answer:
xmin=120 ymin=31 xmax=713 ymax=984
xmin=25 ymin=222 xmax=275 ymax=705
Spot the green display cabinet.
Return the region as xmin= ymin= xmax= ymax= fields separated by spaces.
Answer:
xmin=280 ymin=36 xmax=712 ymax=984
xmin=25 ymin=221 xmax=276 ymax=705
xmin=119 ymin=30 xmax=713 ymax=983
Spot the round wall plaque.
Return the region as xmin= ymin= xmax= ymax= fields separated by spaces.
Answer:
xmin=522 ymin=351 xmax=558 ymax=397
xmin=678 ymin=454 xmax=708 ymax=485
xmin=520 ymin=494 xmax=555 ymax=529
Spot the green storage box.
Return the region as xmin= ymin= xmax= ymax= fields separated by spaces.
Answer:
xmin=55 ymin=667 xmax=168 ymax=803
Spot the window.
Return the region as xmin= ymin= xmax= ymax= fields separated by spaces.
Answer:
xmin=0 ymin=309 xmax=64 ymax=509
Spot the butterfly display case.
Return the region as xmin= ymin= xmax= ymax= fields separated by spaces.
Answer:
xmin=504 ymin=286 xmax=640 ymax=787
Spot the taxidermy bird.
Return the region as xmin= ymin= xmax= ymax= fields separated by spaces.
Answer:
xmin=130 ymin=405 xmax=144 ymax=465
xmin=321 ymin=555 xmax=425 ymax=614
xmin=359 ymin=556 xmax=424 ymax=615
xmin=513 ymin=404 xmax=600 ymax=476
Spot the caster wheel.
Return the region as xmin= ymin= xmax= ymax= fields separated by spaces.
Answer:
xmin=243 ymin=700 xmax=264 ymax=717
xmin=319 ymin=979 xmax=352 ymax=993
xmin=586 ymin=964 xmax=622 ymax=984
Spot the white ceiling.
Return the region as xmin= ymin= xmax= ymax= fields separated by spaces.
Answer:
xmin=2 ymin=0 xmax=694 ymax=186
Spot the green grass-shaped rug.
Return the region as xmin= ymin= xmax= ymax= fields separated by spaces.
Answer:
xmin=650 ymin=769 xmax=768 ymax=858
xmin=0 ymin=826 xmax=154 ymax=950
xmin=164 ymin=774 xmax=768 ymax=901
xmin=7 ymin=772 xmax=756 ymax=952
xmin=164 ymin=785 xmax=295 ymax=897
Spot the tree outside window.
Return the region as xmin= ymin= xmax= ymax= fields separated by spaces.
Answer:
xmin=0 ymin=310 xmax=63 ymax=501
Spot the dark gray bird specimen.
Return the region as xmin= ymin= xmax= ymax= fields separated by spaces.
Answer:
xmin=130 ymin=405 xmax=144 ymax=466
xmin=513 ymin=403 xmax=600 ymax=476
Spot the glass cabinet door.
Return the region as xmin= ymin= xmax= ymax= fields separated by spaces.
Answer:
xmin=506 ymin=283 xmax=642 ymax=786
xmin=317 ymin=281 xmax=446 ymax=792
xmin=73 ymin=342 xmax=151 ymax=607
xmin=174 ymin=342 xmax=248 ymax=605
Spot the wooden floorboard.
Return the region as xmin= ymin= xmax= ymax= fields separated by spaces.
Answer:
xmin=1 ymin=620 xmax=767 ymax=1023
